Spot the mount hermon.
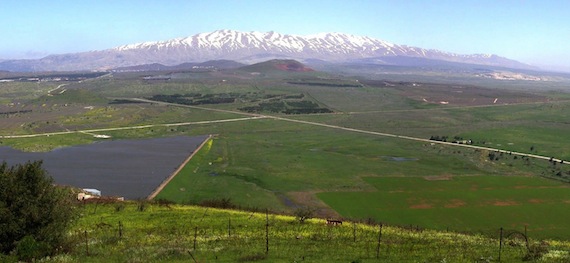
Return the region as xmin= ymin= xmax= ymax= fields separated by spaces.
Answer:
xmin=0 ymin=30 xmax=531 ymax=71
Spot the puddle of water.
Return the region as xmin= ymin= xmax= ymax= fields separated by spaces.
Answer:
xmin=381 ymin=156 xmax=419 ymax=162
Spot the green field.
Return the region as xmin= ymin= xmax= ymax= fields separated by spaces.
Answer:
xmin=319 ymin=176 xmax=570 ymax=239
xmin=33 ymin=202 xmax=567 ymax=262
xmin=154 ymin=119 xmax=507 ymax=204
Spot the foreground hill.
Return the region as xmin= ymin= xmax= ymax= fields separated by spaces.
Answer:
xmin=18 ymin=202 xmax=570 ymax=262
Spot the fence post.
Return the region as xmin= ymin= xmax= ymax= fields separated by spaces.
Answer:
xmin=93 ymin=199 xmax=99 ymax=214
xmin=376 ymin=223 xmax=383 ymax=259
xmin=118 ymin=221 xmax=123 ymax=238
xmin=524 ymin=225 xmax=530 ymax=252
xmin=353 ymin=222 xmax=357 ymax=242
xmin=248 ymin=211 xmax=255 ymax=220
xmin=200 ymin=207 xmax=209 ymax=222
xmin=84 ymin=230 xmax=89 ymax=256
xmin=498 ymin=227 xmax=503 ymax=262
xmin=265 ymin=209 xmax=269 ymax=255
xmin=193 ymin=226 xmax=198 ymax=250
xmin=187 ymin=250 xmax=198 ymax=263
xmin=228 ymin=217 xmax=231 ymax=237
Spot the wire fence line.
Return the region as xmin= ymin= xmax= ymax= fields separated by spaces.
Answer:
xmin=72 ymin=208 xmax=536 ymax=262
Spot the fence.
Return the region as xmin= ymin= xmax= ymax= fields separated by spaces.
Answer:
xmin=69 ymin=205 xmax=545 ymax=262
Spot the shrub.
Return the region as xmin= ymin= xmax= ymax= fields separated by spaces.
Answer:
xmin=136 ymin=199 xmax=149 ymax=212
xmin=199 ymin=197 xmax=236 ymax=209
xmin=14 ymin=235 xmax=50 ymax=261
xmin=0 ymin=161 xmax=77 ymax=259
xmin=522 ymin=241 xmax=549 ymax=261
xmin=114 ymin=202 xmax=126 ymax=212
xmin=237 ymin=253 xmax=266 ymax=262
xmin=294 ymin=206 xmax=315 ymax=223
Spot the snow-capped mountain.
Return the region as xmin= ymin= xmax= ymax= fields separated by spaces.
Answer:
xmin=0 ymin=30 xmax=533 ymax=71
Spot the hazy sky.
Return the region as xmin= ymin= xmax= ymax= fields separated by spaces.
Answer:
xmin=2 ymin=0 xmax=569 ymax=71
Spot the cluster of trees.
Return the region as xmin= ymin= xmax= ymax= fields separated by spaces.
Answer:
xmin=0 ymin=161 xmax=77 ymax=261
xmin=148 ymin=93 xmax=236 ymax=106
xmin=108 ymin=99 xmax=147 ymax=105
xmin=487 ymin=151 xmax=503 ymax=161
xmin=284 ymin=94 xmax=304 ymax=99
xmin=548 ymin=157 xmax=569 ymax=179
xmin=429 ymin=135 xmax=472 ymax=144
xmin=240 ymin=100 xmax=333 ymax=114
xmin=283 ymin=108 xmax=333 ymax=114
xmin=0 ymin=109 xmax=32 ymax=116
xmin=149 ymin=92 xmax=323 ymax=114
xmin=240 ymin=101 xmax=286 ymax=113
xmin=287 ymin=81 xmax=362 ymax=88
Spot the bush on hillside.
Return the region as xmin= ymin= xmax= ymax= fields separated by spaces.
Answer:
xmin=199 ymin=197 xmax=237 ymax=209
xmin=0 ymin=161 xmax=77 ymax=261
xmin=294 ymin=206 xmax=315 ymax=223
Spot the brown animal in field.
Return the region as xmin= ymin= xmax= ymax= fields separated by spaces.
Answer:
xmin=326 ymin=219 xmax=343 ymax=226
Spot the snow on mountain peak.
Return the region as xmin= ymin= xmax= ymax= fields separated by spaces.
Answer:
xmin=113 ymin=30 xmax=398 ymax=53
xmin=105 ymin=29 xmax=529 ymax=69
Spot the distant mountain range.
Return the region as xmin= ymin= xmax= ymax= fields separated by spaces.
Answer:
xmin=0 ymin=30 xmax=536 ymax=72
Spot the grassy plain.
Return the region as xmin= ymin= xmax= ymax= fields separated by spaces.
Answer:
xmin=32 ymin=202 xmax=569 ymax=262
xmin=319 ymin=176 xmax=570 ymax=239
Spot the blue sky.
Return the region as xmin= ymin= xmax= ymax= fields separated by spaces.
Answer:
xmin=2 ymin=0 xmax=569 ymax=71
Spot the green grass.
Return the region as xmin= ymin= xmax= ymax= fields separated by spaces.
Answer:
xmin=0 ymin=81 xmax=58 ymax=101
xmin=34 ymin=89 xmax=110 ymax=105
xmin=291 ymin=100 xmax=570 ymax=161
xmin=460 ymin=125 xmax=570 ymax=160
xmin=154 ymin=117 xmax=560 ymax=213
xmin=318 ymin=176 xmax=570 ymax=239
xmin=31 ymin=202 xmax=568 ymax=262
xmin=0 ymin=133 xmax=97 ymax=152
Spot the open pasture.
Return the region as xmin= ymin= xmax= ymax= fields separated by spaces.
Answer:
xmin=293 ymin=97 xmax=570 ymax=161
xmin=360 ymin=79 xmax=552 ymax=106
xmin=318 ymin=176 xmax=570 ymax=239
xmin=153 ymin=117 xmax=560 ymax=216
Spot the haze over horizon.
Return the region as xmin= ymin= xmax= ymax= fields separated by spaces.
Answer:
xmin=2 ymin=0 xmax=569 ymax=72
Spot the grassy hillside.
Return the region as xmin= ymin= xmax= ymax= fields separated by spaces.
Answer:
xmin=29 ymin=202 xmax=570 ymax=262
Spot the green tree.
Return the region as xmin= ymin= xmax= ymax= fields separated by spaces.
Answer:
xmin=294 ymin=206 xmax=315 ymax=223
xmin=0 ymin=161 xmax=77 ymax=260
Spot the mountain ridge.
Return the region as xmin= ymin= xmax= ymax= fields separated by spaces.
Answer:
xmin=0 ymin=29 xmax=535 ymax=72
